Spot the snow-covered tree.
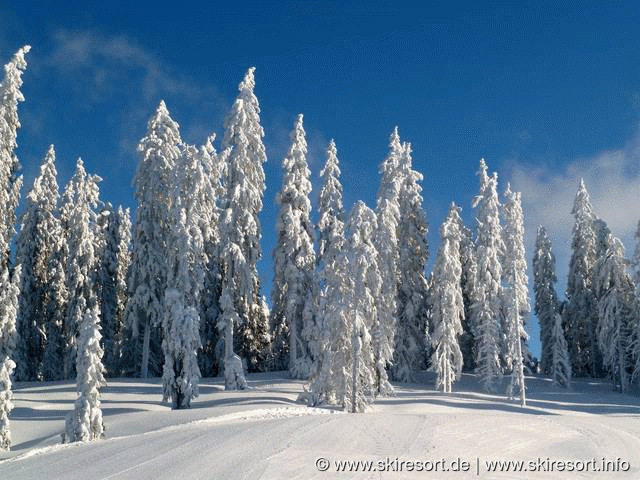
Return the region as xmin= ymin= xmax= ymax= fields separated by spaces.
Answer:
xmin=457 ymin=215 xmax=477 ymax=371
xmin=391 ymin=143 xmax=429 ymax=383
xmin=551 ymin=312 xmax=571 ymax=388
xmin=15 ymin=145 xmax=59 ymax=381
xmin=430 ymin=203 xmax=464 ymax=393
xmin=219 ymin=67 xmax=268 ymax=389
xmin=533 ymin=226 xmax=559 ymax=375
xmin=503 ymin=185 xmax=528 ymax=405
xmin=471 ymin=159 xmax=504 ymax=392
xmin=0 ymin=45 xmax=29 ymax=451
xmin=161 ymin=143 xmax=209 ymax=408
xmin=308 ymin=141 xmax=347 ymax=404
xmin=0 ymin=266 xmax=20 ymax=451
xmin=0 ymin=46 xmax=29 ymax=270
xmin=594 ymin=235 xmax=635 ymax=393
xmin=198 ymin=135 xmax=226 ymax=378
xmin=61 ymin=159 xmax=102 ymax=379
xmin=97 ymin=204 xmax=131 ymax=376
xmin=63 ymin=302 xmax=105 ymax=443
xmin=564 ymin=179 xmax=600 ymax=378
xmin=271 ymin=114 xmax=316 ymax=378
xmin=126 ymin=101 xmax=180 ymax=378
xmin=373 ymin=127 xmax=403 ymax=395
xmin=316 ymin=140 xmax=345 ymax=268
xmin=346 ymin=202 xmax=380 ymax=412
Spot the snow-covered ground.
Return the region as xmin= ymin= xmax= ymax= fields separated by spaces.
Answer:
xmin=1 ymin=372 xmax=639 ymax=479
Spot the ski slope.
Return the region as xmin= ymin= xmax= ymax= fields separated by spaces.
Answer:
xmin=1 ymin=372 xmax=639 ymax=479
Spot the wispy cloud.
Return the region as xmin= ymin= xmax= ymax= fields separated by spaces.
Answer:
xmin=508 ymin=125 xmax=640 ymax=295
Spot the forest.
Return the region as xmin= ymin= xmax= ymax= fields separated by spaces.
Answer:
xmin=0 ymin=43 xmax=639 ymax=452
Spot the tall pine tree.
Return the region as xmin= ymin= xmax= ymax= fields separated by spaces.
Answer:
xmin=126 ymin=101 xmax=180 ymax=378
xmin=219 ymin=67 xmax=268 ymax=389
xmin=272 ymin=114 xmax=316 ymax=378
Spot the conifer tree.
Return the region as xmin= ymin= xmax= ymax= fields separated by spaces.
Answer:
xmin=15 ymin=145 xmax=59 ymax=381
xmin=503 ymin=185 xmax=528 ymax=405
xmin=533 ymin=226 xmax=559 ymax=375
xmin=0 ymin=45 xmax=29 ymax=451
xmin=219 ymin=67 xmax=268 ymax=389
xmin=126 ymin=101 xmax=180 ymax=378
xmin=63 ymin=302 xmax=105 ymax=443
xmin=472 ymin=159 xmax=504 ymax=392
xmin=594 ymin=235 xmax=635 ymax=392
xmin=61 ymin=159 xmax=101 ymax=379
xmin=272 ymin=115 xmax=316 ymax=378
xmin=199 ymin=135 xmax=226 ymax=378
xmin=430 ymin=203 xmax=464 ymax=393
xmin=565 ymin=179 xmax=600 ymax=377
xmin=308 ymin=141 xmax=346 ymax=404
xmin=97 ymin=204 xmax=131 ymax=376
xmin=373 ymin=127 xmax=403 ymax=395
xmin=345 ymin=202 xmax=380 ymax=412
xmin=457 ymin=215 xmax=477 ymax=371
xmin=392 ymin=143 xmax=429 ymax=383
xmin=162 ymin=144 xmax=205 ymax=408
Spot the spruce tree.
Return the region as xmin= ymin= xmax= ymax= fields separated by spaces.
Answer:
xmin=219 ymin=67 xmax=268 ymax=389
xmin=430 ymin=203 xmax=464 ymax=393
xmin=162 ymin=144 xmax=205 ymax=409
xmin=15 ymin=145 xmax=59 ymax=381
xmin=533 ymin=226 xmax=559 ymax=375
xmin=272 ymin=114 xmax=316 ymax=378
xmin=594 ymin=235 xmax=635 ymax=392
xmin=0 ymin=45 xmax=29 ymax=451
xmin=565 ymin=179 xmax=599 ymax=377
xmin=503 ymin=185 xmax=528 ymax=405
xmin=199 ymin=136 xmax=225 ymax=378
xmin=457 ymin=215 xmax=477 ymax=371
xmin=391 ymin=143 xmax=429 ymax=383
xmin=61 ymin=159 xmax=101 ymax=379
xmin=126 ymin=101 xmax=180 ymax=378
xmin=471 ymin=159 xmax=503 ymax=392
xmin=373 ymin=127 xmax=402 ymax=395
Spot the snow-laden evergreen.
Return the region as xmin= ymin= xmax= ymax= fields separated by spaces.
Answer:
xmin=199 ymin=135 xmax=226 ymax=378
xmin=391 ymin=143 xmax=429 ymax=383
xmin=0 ymin=45 xmax=29 ymax=452
xmin=126 ymin=101 xmax=180 ymax=378
xmin=63 ymin=302 xmax=105 ymax=443
xmin=272 ymin=114 xmax=316 ymax=378
xmin=551 ymin=312 xmax=571 ymax=388
xmin=0 ymin=266 xmax=20 ymax=451
xmin=161 ymin=144 xmax=207 ymax=409
xmin=61 ymin=159 xmax=102 ymax=379
xmin=594 ymin=234 xmax=635 ymax=393
xmin=471 ymin=159 xmax=504 ymax=392
xmin=503 ymin=185 xmax=528 ymax=406
xmin=308 ymin=141 xmax=347 ymax=405
xmin=457 ymin=215 xmax=477 ymax=371
xmin=0 ymin=46 xmax=29 ymax=271
xmin=41 ymin=233 xmax=69 ymax=381
xmin=373 ymin=127 xmax=403 ymax=395
xmin=219 ymin=67 xmax=268 ymax=389
xmin=316 ymin=140 xmax=345 ymax=268
xmin=15 ymin=145 xmax=59 ymax=381
xmin=533 ymin=226 xmax=559 ymax=376
xmin=345 ymin=202 xmax=380 ymax=412
xmin=565 ymin=179 xmax=600 ymax=378
xmin=430 ymin=203 xmax=464 ymax=393
xmin=96 ymin=204 xmax=131 ymax=376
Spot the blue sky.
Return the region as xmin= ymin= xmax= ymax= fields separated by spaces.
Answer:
xmin=3 ymin=2 xmax=640 ymax=357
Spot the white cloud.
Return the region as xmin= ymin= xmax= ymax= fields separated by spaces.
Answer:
xmin=507 ymin=125 xmax=640 ymax=296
